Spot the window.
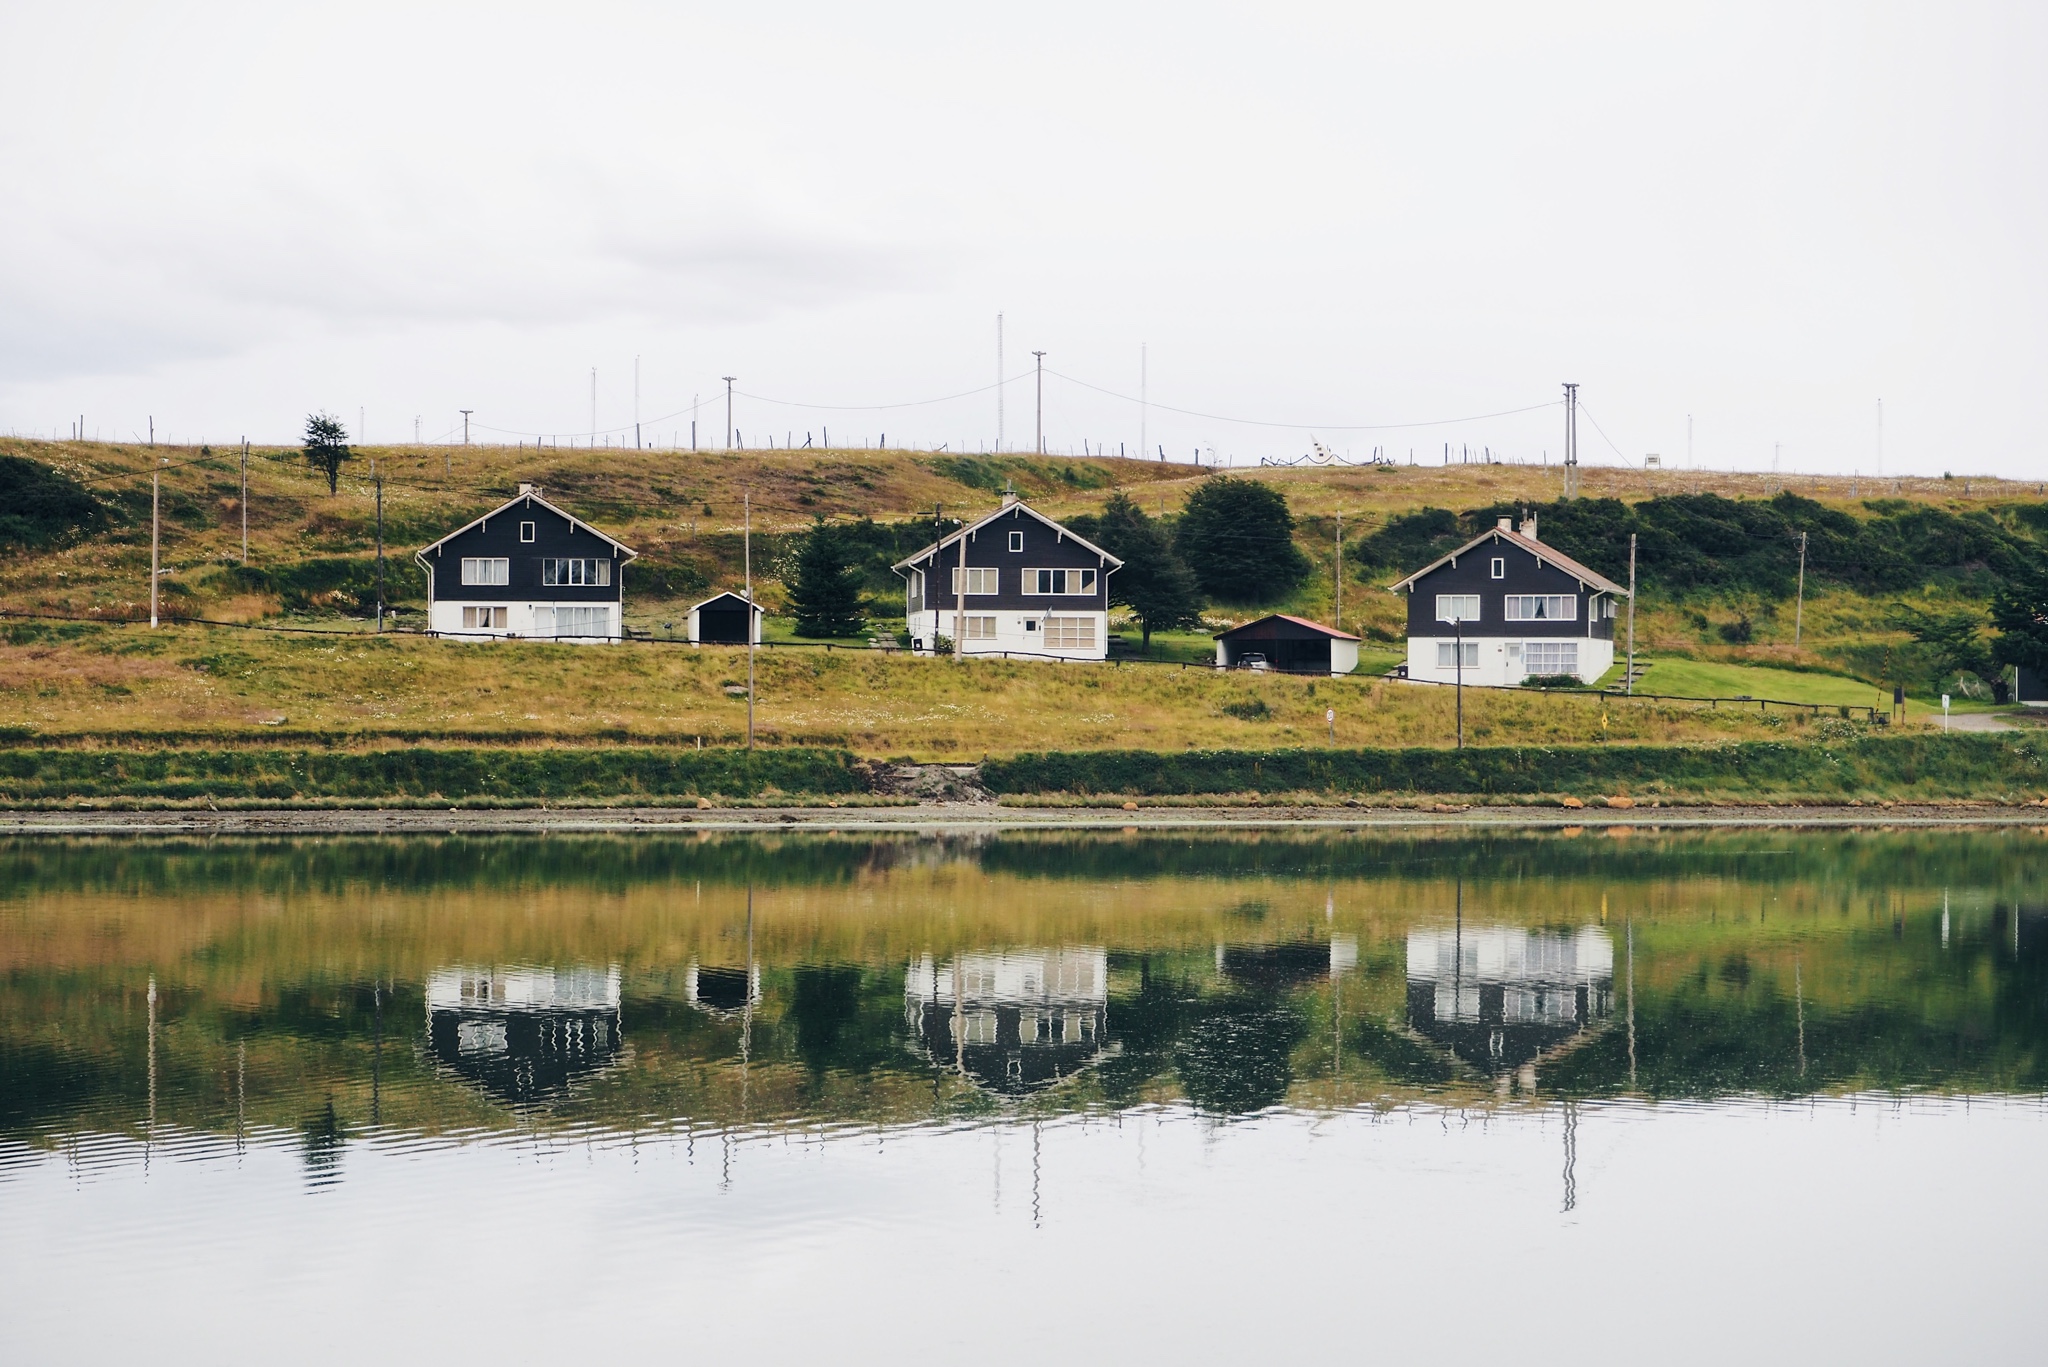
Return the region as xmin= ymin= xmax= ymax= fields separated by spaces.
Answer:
xmin=1491 ymin=557 xmax=1505 ymax=579
xmin=519 ymin=521 xmax=536 ymax=543
xmin=1043 ymin=616 xmax=1096 ymax=649
xmin=960 ymin=615 xmax=996 ymax=640
xmin=1028 ymin=568 xmax=1098 ymax=595
xmin=461 ymin=606 xmax=508 ymax=630
xmin=1023 ymin=620 xmax=1038 ymax=632
xmin=1009 ymin=530 xmax=1025 ymax=552
xmin=542 ymin=558 xmax=611 ymax=587
xmin=1435 ymin=594 xmax=1480 ymax=622
xmin=549 ymin=605 xmax=611 ymax=637
xmin=1504 ymin=594 xmax=1575 ymax=621
xmin=460 ymin=557 xmax=508 ymax=586
xmin=1525 ymin=641 xmax=1579 ymax=675
xmin=1437 ymin=641 xmax=1479 ymax=668
xmin=909 ymin=569 xmax=924 ymax=600
xmin=949 ymin=566 xmax=998 ymax=596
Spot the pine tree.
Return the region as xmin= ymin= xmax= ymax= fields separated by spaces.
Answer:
xmin=303 ymin=412 xmax=352 ymax=495
xmin=789 ymin=520 xmax=867 ymax=638
xmin=1095 ymin=491 xmax=1202 ymax=653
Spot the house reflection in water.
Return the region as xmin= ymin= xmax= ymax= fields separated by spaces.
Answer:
xmin=905 ymin=948 xmax=1117 ymax=1096
xmin=1405 ymin=926 xmax=1613 ymax=1085
xmin=685 ymin=959 xmax=761 ymax=1017
xmin=425 ymin=965 xmax=624 ymax=1106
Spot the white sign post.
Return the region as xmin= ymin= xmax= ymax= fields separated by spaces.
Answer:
xmin=1942 ymin=694 xmax=1951 ymax=732
xmin=1326 ymin=707 xmax=1336 ymax=743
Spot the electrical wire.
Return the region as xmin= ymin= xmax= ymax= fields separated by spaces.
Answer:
xmin=1045 ymin=370 xmax=1559 ymax=433
xmin=1571 ymin=400 xmax=1636 ymax=468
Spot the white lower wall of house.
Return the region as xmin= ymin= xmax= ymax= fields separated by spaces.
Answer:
xmin=430 ymin=601 xmax=618 ymax=643
xmin=1405 ymin=635 xmax=1614 ymax=687
xmin=909 ymin=609 xmax=1108 ymax=660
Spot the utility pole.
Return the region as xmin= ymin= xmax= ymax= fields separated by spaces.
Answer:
xmin=1626 ymin=533 xmax=1638 ymax=694
xmin=724 ymin=377 xmax=737 ymax=451
xmin=1454 ymin=616 xmax=1465 ymax=749
xmin=150 ymin=463 xmax=161 ymax=628
xmin=374 ymin=462 xmax=386 ymax=633
xmin=239 ymin=438 xmax=249 ymax=565
xmin=1562 ymin=383 xmax=1579 ymax=500
xmin=1876 ymin=399 xmax=1884 ymax=477
xmin=148 ymin=416 xmax=154 ymax=446
xmin=590 ymin=367 xmax=597 ymax=444
xmin=744 ymin=490 xmax=755 ymax=750
xmin=1793 ymin=530 xmax=1808 ymax=646
xmin=459 ymin=410 xmax=472 ymax=444
xmin=1686 ymin=414 xmax=1693 ymax=469
xmin=1032 ymin=352 xmax=1047 ymax=454
xmin=996 ymin=314 xmax=1004 ymax=453
xmin=1334 ymin=510 xmax=1343 ymax=629
xmin=1142 ymin=343 xmax=1149 ymax=462
xmin=954 ymin=515 xmax=969 ymax=661
xmin=634 ymin=355 xmax=641 ymax=450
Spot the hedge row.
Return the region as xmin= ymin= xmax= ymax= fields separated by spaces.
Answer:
xmin=0 ymin=745 xmax=864 ymax=802
xmin=980 ymin=735 xmax=2048 ymax=798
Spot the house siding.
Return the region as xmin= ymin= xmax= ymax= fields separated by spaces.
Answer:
xmin=1399 ymin=532 xmax=1619 ymax=686
xmin=418 ymin=495 xmax=630 ymax=643
xmin=898 ymin=505 xmax=1116 ymax=660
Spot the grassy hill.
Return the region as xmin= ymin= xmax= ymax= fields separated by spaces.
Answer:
xmin=0 ymin=437 xmax=2042 ymax=762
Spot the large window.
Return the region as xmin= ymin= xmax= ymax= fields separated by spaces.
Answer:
xmin=1028 ymin=568 xmax=1097 ymax=595
xmin=960 ymin=615 xmax=997 ymax=640
xmin=461 ymin=606 xmax=507 ymax=630
xmin=1525 ymin=641 xmax=1579 ymax=675
xmin=542 ymin=558 xmax=611 ymax=587
xmin=1043 ymin=616 xmax=1096 ymax=649
xmin=549 ymin=606 xmax=611 ymax=637
xmin=1504 ymin=594 xmax=1575 ymax=621
xmin=1435 ymin=594 xmax=1480 ymax=622
xmin=460 ymin=557 xmax=508 ymax=586
xmin=1436 ymin=641 xmax=1479 ymax=668
xmin=949 ymin=566 xmax=998 ymax=596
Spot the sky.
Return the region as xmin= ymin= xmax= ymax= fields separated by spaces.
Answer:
xmin=3 ymin=1 xmax=2044 ymax=477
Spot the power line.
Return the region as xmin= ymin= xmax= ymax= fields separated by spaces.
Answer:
xmin=1042 ymin=369 xmax=1559 ymax=433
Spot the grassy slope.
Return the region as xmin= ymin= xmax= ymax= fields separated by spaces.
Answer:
xmin=0 ymin=438 xmax=2038 ymax=759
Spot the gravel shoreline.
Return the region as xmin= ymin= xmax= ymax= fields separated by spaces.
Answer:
xmin=3 ymin=803 xmax=2044 ymax=836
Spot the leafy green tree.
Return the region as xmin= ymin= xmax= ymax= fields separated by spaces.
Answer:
xmin=788 ymin=519 xmax=867 ymax=637
xmin=1173 ymin=476 xmax=1310 ymax=603
xmin=302 ymin=412 xmax=352 ymax=495
xmin=1888 ymin=602 xmax=1993 ymax=685
xmin=1991 ymin=561 xmax=2048 ymax=677
xmin=1093 ymin=491 xmax=1202 ymax=652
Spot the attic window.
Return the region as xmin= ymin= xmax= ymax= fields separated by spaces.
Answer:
xmin=1009 ymin=531 xmax=1024 ymax=553
xmin=1491 ymin=557 xmax=1504 ymax=579
xmin=520 ymin=521 xmax=536 ymax=543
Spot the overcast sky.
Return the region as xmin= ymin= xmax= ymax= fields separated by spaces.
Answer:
xmin=3 ymin=1 xmax=2043 ymax=478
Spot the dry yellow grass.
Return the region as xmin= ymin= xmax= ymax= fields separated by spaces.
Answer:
xmin=1 ymin=618 xmax=1833 ymax=756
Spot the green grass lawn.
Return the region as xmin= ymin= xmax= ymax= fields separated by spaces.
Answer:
xmin=1617 ymin=657 xmax=2001 ymax=712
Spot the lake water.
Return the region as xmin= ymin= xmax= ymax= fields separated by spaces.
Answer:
xmin=4 ymin=827 xmax=2045 ymax=1364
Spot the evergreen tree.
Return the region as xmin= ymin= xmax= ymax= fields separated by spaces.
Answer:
xmin=303 ymin=412 xmax=352 ymax=495
xmin=1095 ymin=491 xmax=1202 ymax=652
xmin=1991 ymin=560 xmax=2048 ymax=678
xmin=789 ymin=519 xmax=867 ymax=638
xmin=1173 ymin=475 xmax=1311 ymax=603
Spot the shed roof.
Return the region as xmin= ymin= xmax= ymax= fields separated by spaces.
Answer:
xmin=687 ymin=590 xmax=764 ymax=615
xmin=1385 ymin=525 xmax=1627 ymax=597
xmin=891 ymin=497 xmax=1124 ymax=573
xmin=1214 ymin=613 xmax=1360 ymax=642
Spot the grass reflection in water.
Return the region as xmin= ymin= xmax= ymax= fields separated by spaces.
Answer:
xmin=2 ymin=827 xmax=2045 ymax=1182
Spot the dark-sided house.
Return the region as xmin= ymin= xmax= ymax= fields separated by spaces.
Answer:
xmin=1214 ymin=614 xmax=1361 ymax=675
xmin=1385 ymin=513 xmax=1628 ymax=687
xmin=414 ymin=483 xmax=635 ymax=642
xmin=687 ymin=590 xmax=764 ymax=646
xmin=891 ymin=493 xmax=1124 ymax=660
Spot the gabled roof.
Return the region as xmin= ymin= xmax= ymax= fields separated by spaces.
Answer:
xmin=1385 ymin=525 xmax=1627 ymax=597
xmin=687 ymin=590 xmax=763 ymax=614
xmin=890 ymin=498 xmax=1125 ymax=573
xmin=1214 ymin=613 xmax=1361 ymax=642
xmin=414 ymin=489 xmax=638 ymax=562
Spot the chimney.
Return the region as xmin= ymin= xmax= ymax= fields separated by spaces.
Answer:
xmin=1496 ymin=517 xmax=1512 ymax=532
xmin=1001 ymin=490 xmax=1020 ymax=507
xmin=518 ymin=482 xmax=541 ymax=499
xmin=1521 ymin=512 xmax=1539 ymax=541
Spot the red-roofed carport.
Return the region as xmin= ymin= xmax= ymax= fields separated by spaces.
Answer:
xmin=1213 ymin=614 xmax=1362 ymax=676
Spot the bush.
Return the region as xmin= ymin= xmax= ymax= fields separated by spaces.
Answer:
xmin=0 ymin=456 xmax=105 ymax=551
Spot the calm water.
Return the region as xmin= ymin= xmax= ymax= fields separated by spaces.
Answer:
xmin=3 ymin=827 xmax=2045 ymax=1363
